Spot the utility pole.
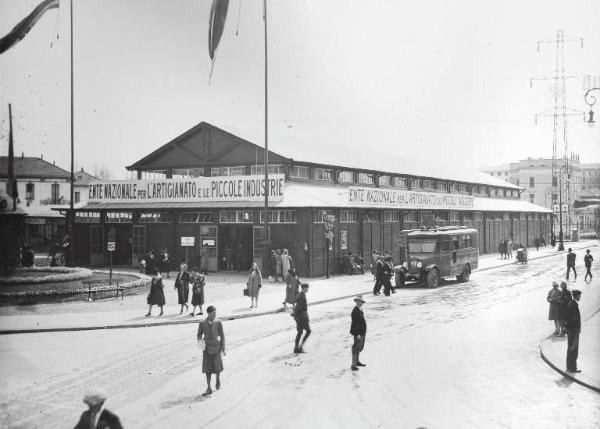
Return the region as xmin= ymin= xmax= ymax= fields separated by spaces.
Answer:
xmin=531 ymin=29 xmax=584 ymax=251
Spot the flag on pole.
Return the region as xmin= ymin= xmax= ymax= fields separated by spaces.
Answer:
xmin=208 ymin=0 xmax=229 ymax=79
xmin=0 ymin=0 xmax=59 ymax=55
xmin=7 ymin=104 xmax=18 ymax=211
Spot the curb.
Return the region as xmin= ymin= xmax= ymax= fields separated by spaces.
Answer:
xmin=1 ymin=242 xmax=596 ymax=335
xmin=539 ymin=336 xmax=600 ymax=393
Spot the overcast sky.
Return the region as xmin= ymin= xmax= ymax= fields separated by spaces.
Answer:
xmin=1 ymin=0 xmax=599 ymax=179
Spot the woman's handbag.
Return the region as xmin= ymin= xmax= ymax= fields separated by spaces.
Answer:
xmin=243 ymin=288 xmax=249 ymax=296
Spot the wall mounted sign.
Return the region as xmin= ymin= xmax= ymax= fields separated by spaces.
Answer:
xmin=181 ymin=237 xmax=195 ymax=247
xmin=348 ymin=186 xmax=474 ymax=210
xmin=88 ymin=174 xmax=285 ymax=203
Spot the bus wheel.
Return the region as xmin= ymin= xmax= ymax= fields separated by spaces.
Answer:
xmin=457 ymin=265 xmax=471 ymax=283
xmin=426 ymin=269 xmax=440 ymax=288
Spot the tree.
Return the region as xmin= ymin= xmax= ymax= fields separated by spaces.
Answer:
xmin=92 ymin=165 xmax=112 ymax=180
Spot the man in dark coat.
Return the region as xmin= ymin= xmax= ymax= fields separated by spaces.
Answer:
xmin=566 ymin=248 xmax=577 ymax=280
xmin=565 ymin=289 xmax=582 ymax=373
xmin=350 ymin=295 xmax=367 ymax=371
xmin=558 ymin=281 xmax=571 ymax=336
xmin=382 ymin=256 xmax=395 ymax=296
xmin=584 ymin=249 xmax=593 ymax=282
xmin=292 ymin=283 xmax=311 ymax=353
xmin=74 ymin=391 xmax=122 ymax=429
xmin=372 ymin=255 xmax=383 ymax=295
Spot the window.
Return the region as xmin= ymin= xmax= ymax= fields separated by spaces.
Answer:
xmin=106 ymin=212 xmax=132 ymax=223
xmin=75 ymin=212 xmax=100 ymax=223
xmin=394 ymin=177 xmax=407 ymax=188
xmin=363 ymin=211 xmax=379 ymax=222
xmin=529 ymin=177 xmax=535 ymax=188
xmin=459 ymin=184 xmax=469 ymax=193
xmin=357 ymin=173 xmax=373 ymax=185
xmin=379 ymin=176 xmax=391 ymax=187
xmin=516 ymin=179 xmax=520 ymax=186
xmin=289 ymin=166 xmax=309 ymax=179
xmin=259 ymin=210 xmax=297 ymax=223
xmin=313 ymin=168 xmax=333 ymax=181
xmin=410 ymin=178 xmax=422 ymax=189
xmin=529 ymin=193 xmax=535 ymax=203
xmin=437 ymin=182 xmax=448 ymax=192
xmin=220 ymin=210 xmax=253 ymax=223
xmin=179 ymin=212 xmax=214 ymax=223
xmin=473 ymin=212 xmax=483 ymax=221
xmin=462 ymin=212 xmax=472 ymax=221
xmin=408 ymin=240 xmax=437 ymax=254
xmin=74 ymin=191 xmax=80 ymax=203
xmin=494 ymin=188 xmax=500 ymax=196
xmin=140 ymin=212 xmax=171 ymax=223
xmin=383 ymin=210 xmax=400 ymax=222
xmin=26 ymin=183 xmax=35 ymax=200
xmin=211 ymin=166 xmax=246 ymax=176
xmin=449 ymin=211 xmax=459 ymax=221
xmin=340 ymin=210 xmax=357 ymax=223
xmin=434 ymin=212 xmax=448 ymax=221
xmin=313 ymin=209 xmax=333 ymax=223
xmin=251 ymin=164 xmax=284 ymax=175
xmin=423 ymin=180 xmax=434 ymax=190
xmin=451 ymin=183 xmax=459 ymax=193
xmin=403 ymin=211 xmax=417 ymax=222
xmin=172 ymin=168 xmax=204 ymax=178
xmin=338 ymin=171 xmax=354 ymax=183
xmin=51 ymin=183 xmax=60 ymax=204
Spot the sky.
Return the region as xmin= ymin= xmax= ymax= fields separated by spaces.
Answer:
xmin=0 ymin=0 xmax=599 ymax=179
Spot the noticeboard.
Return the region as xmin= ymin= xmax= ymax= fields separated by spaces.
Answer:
xmin=107 ymin=241 xmax=116 ymax=252
xmin=181 ymin=236 xmax=195 ymax=247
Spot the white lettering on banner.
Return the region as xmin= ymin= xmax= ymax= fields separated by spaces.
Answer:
xmin=348 ymin=186 xmax=474 ymax=210
xmin=88 ymin=175 xmax=285 ymax=203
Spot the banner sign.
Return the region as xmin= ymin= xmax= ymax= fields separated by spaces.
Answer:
xmin=348 ymin=186 xmax=474 ymax=210
xmin=88 ymin=175 xmax=285 ymax=203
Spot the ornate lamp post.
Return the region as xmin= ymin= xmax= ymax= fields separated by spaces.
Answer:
xmin=585 ymin=87 xmax=600 ymax=125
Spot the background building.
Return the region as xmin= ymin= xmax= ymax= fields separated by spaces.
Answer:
xmin=75 ymin=122 xmax=551 ymax=275
xmin=0 ymin=154 xmax=96 ymax=250
xmin=481 ymin=154 xmax=600 ymax=238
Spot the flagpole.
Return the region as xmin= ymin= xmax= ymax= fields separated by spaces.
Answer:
xmin=263 ymin=0 xmax=269 ymax=263
xmin=68 ymin=0 xmax=75 ymax=266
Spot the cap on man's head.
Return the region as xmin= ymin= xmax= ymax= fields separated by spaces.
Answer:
xmin=586 ymin=249 xmax=591 ymax=253
xmin=206 ymin=305 xmax=216 ymax=314
xmin=300 ymin=282 xmax=309 ymax=289
xmin=568 ymin=248 xmax=572 ymax=252
xmin=572 ymin=289 xmax=582 ymax=297
xmin=552 ymin=281 xmax=559 ymax=287
xmin=83 ymin=390 xmax=106 ymax=408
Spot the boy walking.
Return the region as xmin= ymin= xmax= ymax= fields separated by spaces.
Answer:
xmin=293 ymin=283 xmax=311 ymax=353
xmin=584 ymin=249 xmax=593 ymax=282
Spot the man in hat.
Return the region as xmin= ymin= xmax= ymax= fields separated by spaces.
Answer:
xmin=350 ymin=295 xmax=367 ymax=371
xmin=583 ymin=249 xmax=593 ymax=282
xmin=292 ymin=283 xmax=311 ymax=353
xmin=382 ymin=256 xmax=395 ymax=296
xmin=372 ymin=253 xmax=384 ymax=296
xmin=197 ymin=305 xmax=226 ymax=395
xmin=565 ymin=289 xmax=582 ymax=373
xmin=74 ymin=390 xmax=122 ymax=429
xmin=566 ymin=248 xmax=577 ymax=280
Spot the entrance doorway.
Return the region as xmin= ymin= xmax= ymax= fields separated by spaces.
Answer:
xmin=218 ymin=225 xmax=253 ymax=271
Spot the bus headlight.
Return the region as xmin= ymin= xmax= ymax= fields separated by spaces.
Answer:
xmin=416 ymin=261 xmax=423 ymax=268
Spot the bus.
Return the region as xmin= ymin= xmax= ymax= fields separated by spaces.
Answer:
xmin=395 ymin=226 xmax=479 ymax=288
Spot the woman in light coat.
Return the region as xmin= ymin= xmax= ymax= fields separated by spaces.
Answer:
xmin=281 ymin=249 xmax=293 ymax=285
xmin=247 ymin=262 xmax=262 ymax=309
xmin=174 ymin=263 xmax=191 ymax=314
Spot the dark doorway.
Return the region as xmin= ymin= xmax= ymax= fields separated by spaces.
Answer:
xmin=218 ymin=225 xmax=253 ymax=271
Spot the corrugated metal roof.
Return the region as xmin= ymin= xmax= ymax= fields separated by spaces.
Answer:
xmin=76 ymin=182 xmax=550 ymax=213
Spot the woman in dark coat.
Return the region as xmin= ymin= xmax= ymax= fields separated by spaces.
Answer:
xmin=547 ymin=281 xmax=561 ymax=335
xmin=283 ymin=268 xmax=300 ymax=308
xmin=558 ymin=281 xmax=572 ymax=336
xmin=145 ymin=269 xmax=165 ymax=317
xmin=174 ymin=263 xmax=191 ymax=314
xmin=190 ymin=271 xmax=206 ymax=316
xmin=247 ymin=262 xmax=262 ymax=309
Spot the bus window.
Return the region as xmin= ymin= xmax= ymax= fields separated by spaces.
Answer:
xmin=408 ymin=240 xmax=438 ymax=254
xmin=440 ymin=240 xmax=450 ymax=252
xmin=452 ymin=239 xmax=459 ymax=250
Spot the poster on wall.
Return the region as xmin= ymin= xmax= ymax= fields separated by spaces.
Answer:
xmin=340 ymin=230 xmax=348 ymax=250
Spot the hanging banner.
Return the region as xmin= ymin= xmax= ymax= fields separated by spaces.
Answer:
xmin=348 ymin=186 xmax=474 ymax=210
xmin=88 ymin=174 xmax=285 ymax=203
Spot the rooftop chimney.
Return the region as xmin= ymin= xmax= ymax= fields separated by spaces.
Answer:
xmin=21 ymin=152 xmax=24 ymax=158
xmin=40 ymin=154 xmax=43 ymax=160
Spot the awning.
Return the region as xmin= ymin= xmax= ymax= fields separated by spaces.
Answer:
xmin=74 ymin=182 xmax=551 ymax=213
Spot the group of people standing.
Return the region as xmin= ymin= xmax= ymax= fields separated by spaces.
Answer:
xmin=145 ymin=263 xmax=206 ymax=317
xmin=371 ymin=250 xmax=395 ymax=296
xmin=498 ymin=237 xmax=515 ymax=259
xmin=547 ymin=281 xmax=583 ymax=373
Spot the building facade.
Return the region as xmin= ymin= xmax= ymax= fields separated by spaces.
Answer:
xmin=0 ymin=155 xmax=96 ymax=250
xmin=73 ymin=122 xmax=552 ymax=276
xmin=481 ymin=154 xmax=600 ymax=238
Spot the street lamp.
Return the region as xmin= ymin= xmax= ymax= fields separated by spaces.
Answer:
xmin=584 ymin=87 xmax=600 ymax=126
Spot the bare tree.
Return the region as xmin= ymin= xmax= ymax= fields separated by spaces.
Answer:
xmin=92 ymin=164 xmax=112 ymax=180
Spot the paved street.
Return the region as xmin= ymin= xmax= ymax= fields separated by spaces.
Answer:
xmin=1 ymin=248 xmax=599 ymax=428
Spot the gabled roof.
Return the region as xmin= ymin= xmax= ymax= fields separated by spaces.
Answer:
xmin=127 ymin=121 xmax=520 ymax=190
xmin=0 ymin=156 xmax=70 ymax=179
xmin=74 ymin=168 xmax=98 ymax=185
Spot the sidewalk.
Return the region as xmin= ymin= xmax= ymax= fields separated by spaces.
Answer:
xmin=0 ymin=240 xmax=596 ymax=334
xmin=540 ymin=310 xmax=600 ymax=393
